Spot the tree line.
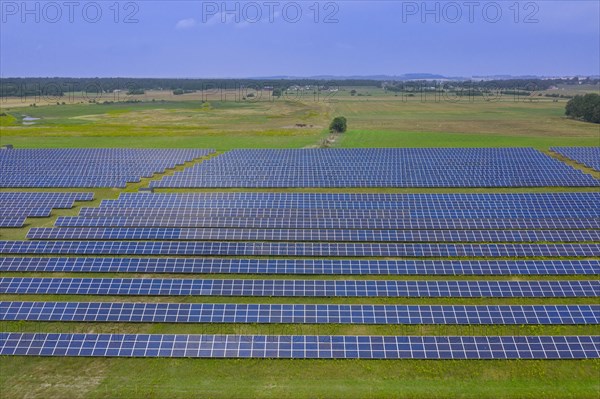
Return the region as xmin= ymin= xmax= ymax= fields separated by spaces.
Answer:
xmin=2 ymin=77 xmax=598 ymax=98
xmin=0 ymin=78 xmax=379 ymax=98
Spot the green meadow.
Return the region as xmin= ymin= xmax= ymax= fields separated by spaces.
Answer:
xmin=2 ymin=90 xmax=599 ymax=149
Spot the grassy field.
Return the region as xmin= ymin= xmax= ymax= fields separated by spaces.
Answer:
xmin=0 ymin=88 xmax=599 ymax=398
xmin=2 ymin=89 xmax=599 ymax=149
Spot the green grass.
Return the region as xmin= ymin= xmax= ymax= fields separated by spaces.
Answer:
xmin=1 ymin=90 xmax=599 ymax=399
xmin=330 ymin=98 xmax=600 ymax=149
xmin=336 ymin=130 xmax=600 ymax=149
xmin=1 ymin=99 xmax=331 ymax=150
xmin=1 ymin=357 xmax=598 ymax=399
xmin=3 ymin=90 xmax=600 ymax=150
xmin=0 ymin=132 xmax=326 ymax=150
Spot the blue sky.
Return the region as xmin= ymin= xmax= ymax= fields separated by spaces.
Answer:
xmin=1 ymin=1 xmax=599 ymax=77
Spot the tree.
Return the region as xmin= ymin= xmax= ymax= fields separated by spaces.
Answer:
xmin=565 ymin=93 xmax=600 ymax=124
xmin=127 ymin=88 xmax=145 ymax=95
xmin=329 ymin=116 xmax=347 ymax=133
xmin=350 ymin=89 xmax=357 ymax=96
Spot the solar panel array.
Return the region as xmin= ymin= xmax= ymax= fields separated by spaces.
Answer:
xmin=0 ymin=192 xmax=93 ymax=227
xmin=0 ymin=148 xmax=214 ymax=187
xmin=26 ymin=227 xmax=600 ymax=242
xmin=150 ymin=148 xmax=600 ymax=188
xmin=551 ymin=147 xmax=600 ymax=172
xmin=2 ymin=241 xmax=599 ymax=257
xmin=25 ymin=192 xmax=600 ymax=247
xmin=3 ymin=278 xmax=597 ymax=298
xmin=1 ymin=189 xmax=599 ymax=360
xmin=3 ymin=302 xmax=597 ymax=325
xmin=2 ymin=333 xmax=598 ymax=359
xmin=2 ymin=257 xmax=597 ymax=275
xmin=53 ymin=216 xmax=600 ymax=230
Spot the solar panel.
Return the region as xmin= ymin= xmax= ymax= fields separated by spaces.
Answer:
xmin=2 ymin=200 xmax=78 ymax=209
xmin=552 ymin=147 xmax=600 ymax=172
xmin=0 ymin=208 xmax=52 ymax=218
xmin=0 ymin=192 xmax=94 ymax=225
xmin=3 ymin=302 xmax=597 ymax=325
xmin=1 ymin=241 xmax=598 ymax=257
xmin=149 ymin=148 xmax=600 ymax=188
xmin=2 ymin=333 xmax=598 ymax=359
xmin=0 ymin=192 xmax=94 ymax=201
xmin=75 ymin=207 xmax=600 ymax=220
xmin=98 ymin=199 xmax=600 ymax=213
xmin=99 ymin=199 xmax=600 ymax=210
xmin=0 ymin=149 xmax=214 ymax=188
xmin=1 ymin=278 xmax=597 ymax=297
xmin=2 ymin=257 xmax=596 ymax=275
xmin=54 ymin=216 xmax=600 ymax=230
xmin=0 ymin=218 xmax=26 ymax=228
xmin=26 ymin=227 xmax=600 ymax=243
xmin=114 ymin=192 xmax=600 ymax=201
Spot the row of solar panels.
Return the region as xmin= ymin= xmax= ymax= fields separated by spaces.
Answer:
xmin=1 ymin=241 xmax=598 ymax=257
xmin=103 ymin=194 xmax=600 ymax=205
xmin=1 ymin=278 xmax=598 ymax=297
xmin=115 ymin=192 xmax=600 ymax=201
xmin=152 ymin=179 xmax=600 ymax=188
xmin=25 ymin=228 xmax=600 ymax=243
xmin=2 ymin=302 xmax=598 ymax=325
xmin=97 ymin=201 xmax=600 ymax=211
xmin=52 ymin=217 xmax=600 ymax=230
xmin=2 ymin=333 xmax=598 ymax=359
xmin=76 ymin=194 xmax=600 ymax=233
xmin=1 ymin=148 xmax=597 ymax=188
xmin=150 ymin=148 xmax=600 ymax=188
xmin=73 ymin=207 xmax=600 ymax=218
xmin=0 ymin=192 xmax=94 ymax=228
xmin=2 ymin=257 xmax=598 ymax=275
xmin=552 ymin=147 xmax=600 ymax=172
xmin=0 ymin=149 xmax=214 ymax=187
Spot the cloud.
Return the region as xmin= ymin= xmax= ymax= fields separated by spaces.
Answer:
xmin=175 ymin=18 xmax=198 ymax=30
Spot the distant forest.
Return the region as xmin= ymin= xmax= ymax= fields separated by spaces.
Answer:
xmin=0 ymin=77 xmax=598 ymax=98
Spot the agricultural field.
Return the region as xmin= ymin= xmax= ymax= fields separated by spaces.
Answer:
xmin=2 ymin=87 xmax=599 ymax=150
xmin=1 ymin=88 xmax=599 ymax=399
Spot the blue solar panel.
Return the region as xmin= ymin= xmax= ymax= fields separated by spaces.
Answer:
xmin=0 ymin=149 xmax=213 ymax=188
xmin=114 ymin=192 xmax=600 ymax=202
xmin=1 ymin=241 xmax=598 ymax=257
xmin=74 ymin=207 xmax=600 ymax=220
xmin=99 ymin=199 xmax=600 ymax=210
xmin=0 ymin=207 xmax=53 ymax=218
xmin=0 ymin=218 xmax=26 ymax=228
xmin=98 ymin=197 xmax=600 ymax=211
xmin=2 ymin=201 xmax=78 ymax=208
xmin=26 ymin=227 xmax=600 ymax=242
xmin=54 ymin=216 xmax=600 ymax=230
xmin=2 ymin=333 xmax=598 ymax=359
xmin=0 ymin=192 xmax=94 ymax=226
xmin=3 ymin=302 xmax=597 ymax=325
xmin=552 ymin=147 xmax=600 ymax=172
xmin=1 ymin=278 xmax=597 ymax=297
xmin=149 ymin=148 xmax=600 ymax=188
xmin=2 ymin=257 xmax=596 ymax=275
xmin=0 ymin=192 xmax=93 ymax=201
xmin=73 ymin=193 xmax=600 ymax=232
